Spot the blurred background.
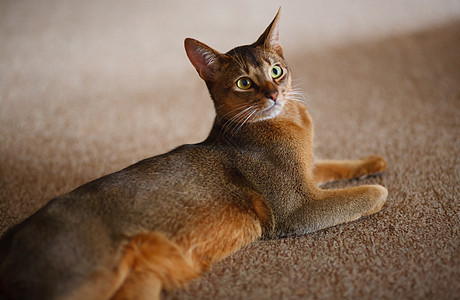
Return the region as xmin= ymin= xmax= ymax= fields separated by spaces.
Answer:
xmin=2 ymin=0 xmax=459 ymax=84
xmin=2 ymin=0 xmax=459 ymax=163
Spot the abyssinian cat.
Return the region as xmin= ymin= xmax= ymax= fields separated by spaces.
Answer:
xmin=0 ymin=9 xmax=388 ymax=300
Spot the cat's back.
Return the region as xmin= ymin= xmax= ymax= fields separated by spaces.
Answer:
xmin=0 ymin=142 xmax=244 ymax=248
xmin=36 ymin=143 xmax=246 ymax=235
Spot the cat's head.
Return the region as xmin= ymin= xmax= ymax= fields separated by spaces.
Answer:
xmin=185 ymin=9 xmax=294 ymax=124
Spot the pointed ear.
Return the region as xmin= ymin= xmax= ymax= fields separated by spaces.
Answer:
xmin=253 ymin=7 xmax=283 ymax=56
xmin=184 ymin=38 xmax=223 ymax=82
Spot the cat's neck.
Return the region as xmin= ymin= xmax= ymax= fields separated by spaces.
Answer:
xmin=204 ymin=100 xmax=312 ymax=150
xmin=202 ymin=100 xmax=316 ymax=188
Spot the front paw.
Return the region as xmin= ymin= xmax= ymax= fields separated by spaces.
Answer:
xmin=360 ymin=155 xmax=387 ymax=175
xmin=365 ymin=185 xmax=388 ymax=215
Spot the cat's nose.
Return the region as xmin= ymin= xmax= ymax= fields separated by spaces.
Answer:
xmin=265 ymin=90 xmax=278 ymax=101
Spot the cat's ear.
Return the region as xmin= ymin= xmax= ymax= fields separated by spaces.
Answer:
xmin=253 ymin=8 xmax=283 ymax=56
xmin=184 ymin=38 xmax=224 ymax=82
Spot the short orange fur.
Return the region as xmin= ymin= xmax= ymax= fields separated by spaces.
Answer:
xmin=0 ymin=9 xmax=388 ymax=300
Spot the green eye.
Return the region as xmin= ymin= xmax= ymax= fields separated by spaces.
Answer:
xmin=271 ymin=65 xmax=283 ymax=79
xmin=236 ymin=77 xmax=252 ymax=90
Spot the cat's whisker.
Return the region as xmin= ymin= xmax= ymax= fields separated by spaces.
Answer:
xmin=233 ymin=107 xmax=258 ymax=136
xmin=228 ymin=106 xmax=253 ymax=124
xmin=286 ymin=95 xmax=306 ymax=103
xmin=220 ymin=105 xmax=255 ymax=138
xmin=225 ymin=105 xmax=260 ymax=139
xmin=291 ymin=79 xmax=303 ymax=86
xmin=292 ymin=87 xmax=310 ymax=101
xmin=284 ymin=88 xmax=309 ymax=107
xmin=291 ymin=83 xmax=310 ymax=97
xmin=289 ymin=87 xmax=307 ymax=97
xmin=286 ymin=97 xmax=304 ymax=104
xmin=291 ymin=85 xmax=305 ymax=91
xmin=219 ymin=103 xmax=252 ymax=120
xmin=230 ymin=106 xmax=255 ymax=125
xmin=285 ymin=93 xmax=306 ymax=102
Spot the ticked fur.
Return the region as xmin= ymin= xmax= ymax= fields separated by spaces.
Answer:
xmin=0 ymin=8 xmax=388 ymax=300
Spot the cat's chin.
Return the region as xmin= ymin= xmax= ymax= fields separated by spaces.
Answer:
xmin=255 ymin=101 xmax=284 ymax=122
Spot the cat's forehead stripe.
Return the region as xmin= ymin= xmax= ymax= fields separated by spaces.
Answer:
xmin=240 ymin=47 xmax=261 ymax=68
xmin=228 ymin=46 xmax=269 ymax=69
xmin=262 ymin=57 xmax=272 ymax=65
xmin=246 ymin=49 xmax=275 ymax=68
xmin=246 ymin=51 xmax=261 ymax=68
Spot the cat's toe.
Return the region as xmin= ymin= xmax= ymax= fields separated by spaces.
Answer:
xmin=361 ymin=155 xmax=387 ymax=174
xmin=366 ymin=185 xmax=388 ymax=215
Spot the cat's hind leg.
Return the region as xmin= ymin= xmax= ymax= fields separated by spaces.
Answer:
xmin=111 ymin=196 xmax=265 ymax=299
xmin=109 ymin=232 xmax=198 ymax=300
xmin=313 ymin=155 xmax=387 ymax=185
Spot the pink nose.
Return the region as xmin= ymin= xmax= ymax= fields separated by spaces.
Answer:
xmin=265 ymin=90 xmax=278 ymax=101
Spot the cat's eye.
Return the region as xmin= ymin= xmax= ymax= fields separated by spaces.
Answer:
xmin=236 ymin=78 xmax=252 ymax=90
xmin=270 ymin=65 xmax=283 ymax=79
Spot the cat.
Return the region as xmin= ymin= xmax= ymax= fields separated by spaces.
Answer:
xmin=0 ymin=8 xmax=388 ymax=300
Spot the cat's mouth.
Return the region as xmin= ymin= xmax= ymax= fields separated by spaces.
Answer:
xmin=257 ymin=99 xmax=284 ymax=120
xmin=261 ymin=100 xmax=277 ymax=112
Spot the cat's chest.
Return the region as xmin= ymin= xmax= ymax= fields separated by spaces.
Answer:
xmin=235 ymin=130 xmax=313 ymax=183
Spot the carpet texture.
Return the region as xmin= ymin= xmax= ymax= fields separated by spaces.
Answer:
xmin=1 ymin=1 xmax=459 ymax=299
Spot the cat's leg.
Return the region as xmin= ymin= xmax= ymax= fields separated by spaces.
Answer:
xmin=110 ymin=272 xmax=162 ymax=300
xmin=109 ymin=232 xmax=199 ymax=300
xmin=314 ymin=185 xmax=388 ymax=228
xmin=112 ymin=197 xmax=265 ymax=299
xmin=313 ymin=155 xmax=387 ymax=185
xmin=277 ymin=184 xmax=388 ymax=237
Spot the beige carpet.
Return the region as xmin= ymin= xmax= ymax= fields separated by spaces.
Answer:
xmin=1 ymin=1 xmax=459 ymax=299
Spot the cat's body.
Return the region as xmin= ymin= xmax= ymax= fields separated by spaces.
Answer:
xmin=0 ymin=9 xmax=387 ymax=300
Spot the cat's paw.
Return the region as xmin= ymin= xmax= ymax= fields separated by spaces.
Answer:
xmin=365 ymin=185 xmax=388 ymax=216
xmin=360 ymin=155 xmax=387 ymax=176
